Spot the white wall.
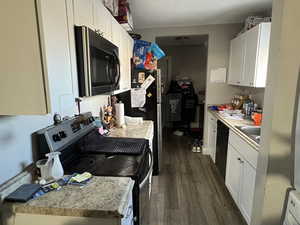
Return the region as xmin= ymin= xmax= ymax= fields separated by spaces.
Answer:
xmin=136 ymin=23 xmax=242 ymax=148
xmin=252 ymin=0 xmax=300 ymax=224
xmin=161 ymin=45 xmax=207 ymax=93
xmin=0 ymin=0 xmax=108 ymax=186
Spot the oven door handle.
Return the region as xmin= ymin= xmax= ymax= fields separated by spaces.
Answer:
xmin=139 ymin=150 xmax=153 ymax=189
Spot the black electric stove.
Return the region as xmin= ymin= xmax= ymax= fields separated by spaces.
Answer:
xmin=36 ymin=113 xmax=152 ymax=225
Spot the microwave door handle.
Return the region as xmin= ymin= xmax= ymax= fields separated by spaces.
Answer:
xmin=113 ymin=51 xmax=120 ymax=89
xmin=82 ymin=27 xmax=92 ymax=96
xmin=106 ymin=61 xmax=115 ymax=89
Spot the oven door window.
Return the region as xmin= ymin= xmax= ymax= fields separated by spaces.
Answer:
xmin=90 ymin=47 xmax=114 ymax=87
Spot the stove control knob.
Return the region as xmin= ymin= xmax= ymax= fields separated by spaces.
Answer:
xmin=59 ymin=131 xmax=67 ymax=139
xmin=52 ymin=134 xmax=61 ymax=142
xmin=89 ymin=117 xmax=94 ymax=123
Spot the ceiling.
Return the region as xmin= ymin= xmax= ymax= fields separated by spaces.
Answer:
xmin=131 ymin=0 xmax=272 ymax=29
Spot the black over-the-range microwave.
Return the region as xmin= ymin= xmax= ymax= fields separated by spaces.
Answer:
xmin=74 ymin=26 xmax=120 ymax=97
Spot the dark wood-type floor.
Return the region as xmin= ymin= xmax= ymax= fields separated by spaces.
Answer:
xmin=147 ymin=132 xmax=247 ymax=225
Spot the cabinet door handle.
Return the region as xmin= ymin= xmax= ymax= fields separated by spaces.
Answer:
xmin=237 ymin=158 xmax=244 ymax=163
xmin=95 ymin=29 xmax=104 ymax=36
xmin=125 ymin=206 xmax=133 ymax=219
xmin=291 ymin=200 xmax=296 ymax=207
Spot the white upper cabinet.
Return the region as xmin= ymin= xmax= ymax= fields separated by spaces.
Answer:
xmin=228 ymin=23 xmax=271 ymax=88
xmin=228 ymin=33 xmax=246 ymax=85
xmin=119 ymin=29 xmax=131 ymax=90
xmin=38 ymin=0 xmax=76 ymax=116
xmin=111 ymin=18 xmax=122 ymax=48
xmin=93 ymin=0 xmax=112 ymax=41
xmin=127 ymin=35 xmax=134 ymax=88
xmin=243 ymin=26 xmax=260 ymax=87
xmin=0 ymin=0 xmax=50 ymax=115
xmin=111 ymin=18 xmax=133 ymax=91
xmin=73 ymin=0 xmax=94 ymax=29
xmin=0 ymin=0 xmax=79 ymax=115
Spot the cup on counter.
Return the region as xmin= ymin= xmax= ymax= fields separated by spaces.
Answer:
xmin=252 ymin=113 xmax=262 ymax=126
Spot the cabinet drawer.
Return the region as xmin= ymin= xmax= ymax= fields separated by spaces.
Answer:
xmin=229 ymin=130 xmax=258 ymax=168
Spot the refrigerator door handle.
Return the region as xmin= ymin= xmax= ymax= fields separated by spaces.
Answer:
xmin=157 ymin=103 xmax=162 ymax=172
xmin=156 ymin=69 xmax=162 ymax=104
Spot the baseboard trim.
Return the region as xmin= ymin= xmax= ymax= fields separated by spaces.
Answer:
xmin=202 ymin=146 xmax=210 ymax=155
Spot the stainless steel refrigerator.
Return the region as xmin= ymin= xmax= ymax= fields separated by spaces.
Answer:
xmin=130 ymin=69 xmax=162 ymax=175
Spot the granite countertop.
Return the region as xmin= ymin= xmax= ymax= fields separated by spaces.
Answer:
xmin=208 ymin=109 xmax=260 ymax=151
xmin=109 ymin=120 xmax=154 ymax=140
xmin=5 ymin=177 xmax=134 ymax=218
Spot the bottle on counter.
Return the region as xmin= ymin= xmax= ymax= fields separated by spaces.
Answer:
xmin=243 ymin=96 xmax=256 ymax=119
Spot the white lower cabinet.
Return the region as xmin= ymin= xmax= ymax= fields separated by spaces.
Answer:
xmin=225 ymin=131 xmax=258 ymax=224
xmin=239 ymin=158 xmax=256 ymax=223
xmin=225 ymin=144 xmax=242 ymax=205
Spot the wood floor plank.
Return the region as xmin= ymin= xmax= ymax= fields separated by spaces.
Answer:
xmin=148 ymin=132 xmax=247 ymax=225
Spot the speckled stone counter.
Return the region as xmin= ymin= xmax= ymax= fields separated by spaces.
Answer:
xmin=208 ymin=109 xmax=260 ymax=151
xmin=5 ymin=177 xmax=134 ymax=218
xmin=109 ymin=120 xmax=154 ymax=140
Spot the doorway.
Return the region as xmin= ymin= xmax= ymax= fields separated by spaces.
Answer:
xmin=156 ymin=35 xmax=208 ymax=146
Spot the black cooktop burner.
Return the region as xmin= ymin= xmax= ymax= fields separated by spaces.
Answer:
xmin=79 ymin=130 xmax=148 ymax=155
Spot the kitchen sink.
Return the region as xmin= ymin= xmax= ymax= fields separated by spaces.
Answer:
xmin=236 ymin=126 xmax=261 ymax=144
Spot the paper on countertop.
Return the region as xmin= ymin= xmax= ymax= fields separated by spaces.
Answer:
xmin=219 ymin=111 xmax=244 ymax=120
xmin=141 ymin=75 xmax=155 ymax=90
xmin=131 ymin=88 xmax=146 ymax=108
xmin=210 ymin=68 xmax=227 ymax=83
xmin=124 ymin=116 xmax=143 ymax=125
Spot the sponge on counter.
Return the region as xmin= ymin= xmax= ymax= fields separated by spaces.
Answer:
xmin=70 ymin=172 xmax=92 ymax=183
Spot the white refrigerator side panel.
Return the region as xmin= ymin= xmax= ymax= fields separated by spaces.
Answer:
xmin=292 ymin=70 xmax=300 ymax=190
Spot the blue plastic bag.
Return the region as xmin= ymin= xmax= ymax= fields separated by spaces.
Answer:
xmin=150 ymin=43 xmax=166 ymax=60
xmin=133 ymin=40 xmax=151 ymax=69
